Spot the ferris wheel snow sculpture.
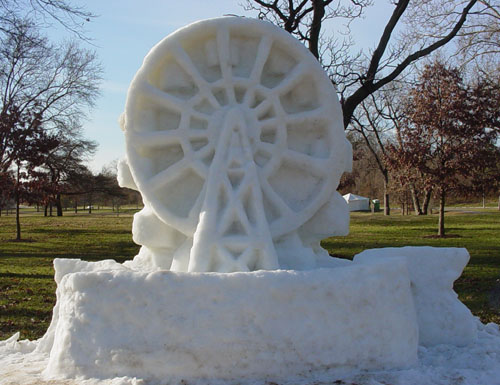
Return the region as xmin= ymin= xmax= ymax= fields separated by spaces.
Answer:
xmin=119 ymin=17 xmax=352 ymax=273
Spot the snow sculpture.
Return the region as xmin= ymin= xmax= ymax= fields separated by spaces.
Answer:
xmin=42 ymin=257 xmax=418 ymax=382
xmin=119 ymin=16 xmax=352 ymax=272
xmin=354 ymin=247 xmax=477 ymax=347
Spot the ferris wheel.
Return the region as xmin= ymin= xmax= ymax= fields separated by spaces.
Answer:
xmin=123 ymin=17 xmax=350 ymax=271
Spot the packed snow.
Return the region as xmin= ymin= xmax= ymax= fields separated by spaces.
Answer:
xmin=354 ymin=247 xmax=477 ymax=347
xmin=1 ymin=306 xmax=500 ymax=385
xmin=43 ymin=258 xmax=417 ymax=381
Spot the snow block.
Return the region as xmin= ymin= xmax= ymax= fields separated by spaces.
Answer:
xmin=354 ymin=247 xmax=477 ymax=347
xmin=44 ymin=259 xmax=418 ymax=383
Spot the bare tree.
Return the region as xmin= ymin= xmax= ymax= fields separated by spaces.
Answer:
xmin=0 ymin=0 xmax=95 ymax=39
xmin=433 ymin=0 xmax=500 ymax=68
xmin=0 ymin=19 xmax=101 ymax=175
xmin=42 ymin=135 xmax=97 ymax=216
xmin=243 ymin=0 xmax=481 ymax=128
xmin=350 ymin=90 xmax=397 ymax=215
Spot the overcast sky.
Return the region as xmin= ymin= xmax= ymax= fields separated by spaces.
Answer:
xmin=53 ymin=0 xmax=392 ymax=172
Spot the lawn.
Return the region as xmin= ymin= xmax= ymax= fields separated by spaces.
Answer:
xmin=0 ymin=208 xmax=499 ymax=340
xmin=0 ymin=210 xmax=140 ymax=340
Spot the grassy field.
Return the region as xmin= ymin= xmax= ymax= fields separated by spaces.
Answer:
xmin=0 ymin=210 xmax=140 ymax=340
xmin=0 ymin=208 xmax=499 ymax=340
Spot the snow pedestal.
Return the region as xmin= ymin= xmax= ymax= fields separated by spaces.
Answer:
xmin=42 ymin=258 xmax=418 ymax=383
xmin=354 ymin=247 xmax=477 ymax=347
xmin=37 ymin=246 xmax=479 ymax=383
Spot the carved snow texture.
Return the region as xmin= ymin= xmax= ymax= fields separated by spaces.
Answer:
xmin=123 ymin=17 xmax=352 ymax=272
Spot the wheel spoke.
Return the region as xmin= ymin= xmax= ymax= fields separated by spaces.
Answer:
xmin=178 ymin=112 xmax=190 ymax=131
xmin=253 ymin=97 xmax=275 ymax=117
xmin=272 ymin=61 xmax=308 ymax=94
xmin=171 ymin=44 xmax=209 ymax=88
xmin=147 ymin=159 xmax=189 ymax=191
xmin=216 ymin=27 xmax=236 ymax=104
xmin=256 ymin=142 xmax=276 ymax=154
xmin=191 ymin=159 xmax=209 ymax=178
xmin=195 ymin=143 xmax=215 ymax=159
xmin=250 ymin=36 xmax=273 ymax=83
xmin=284 ymin=107 xmax=328 ymax=120
xmin=190 ymin=110 xmax=212 ymax=121
xmin=282 ymin=149 xmax=328 ymax=175
xmin=140 ymin=83 xmax=186 ymax=112
xmin=260 ymin=178 xmax=294 ymax=218
xmin=127 ymin=131 xmax=182 ymax=148
xmin=256 ymin=117 xmax=281 ymax=128
xmin=172 ymin=44 xmax=221 ymax=108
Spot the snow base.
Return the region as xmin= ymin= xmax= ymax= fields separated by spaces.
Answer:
xmin=354 ymin=247 xmax=477 ymax=347
xmin=2 ymin=323 xmax=500 ymax=385
xmin=44 ymin=259 xmax=417 ymax=382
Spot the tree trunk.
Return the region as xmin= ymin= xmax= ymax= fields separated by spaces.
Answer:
xmin=482 ymin=192 xmax=486 ymax=209
xmin=383 ymin=171 xmax=390 ymax=215
xmin=438 ymin=190 xmax=446 ymax=237
xmin=308 ymin=0 xmax=325 ymax=59
xmin=44 ymin=204 xmax=48 ymax=217
xmin=422 ymin=189 xmax=432 ymax=215
xmin=15 ymin=189 xmax=21 ymax=241
xmin=74 ymin=199 xmax=78 ymax=214
xmin=410 ymin=185 xmax=422 ymax=215
xmin=15 ymin=164 xmax=21 ymax=240
xmin=49 ymin=202 xmax=53 ymax=217
xmin=56 ymin=194 xmax=63 ymax=216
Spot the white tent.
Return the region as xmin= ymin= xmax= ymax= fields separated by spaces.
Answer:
xmin=343 ymin=193 xmax=370 ymax=211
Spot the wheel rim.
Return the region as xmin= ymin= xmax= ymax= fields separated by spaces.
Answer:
xmin=124 ymin=17 xmax=347 ymax=237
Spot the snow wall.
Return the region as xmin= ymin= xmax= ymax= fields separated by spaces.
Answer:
xmin=31 ymin=246 xmax=479 ymax=383
xmin=42 ymin=258 xmax=418 ymax=383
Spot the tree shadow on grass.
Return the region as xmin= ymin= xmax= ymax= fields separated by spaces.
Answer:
xmin=1 ymin=238 xmax=138 ymax=255
xmin=423 ymin=234 xmax=462 ymax=239
xmin=0 ymin=272 xmax=53 ymax=279
xmin=5 ymin=238 xmax=37 ymax=243
xmin=0 ymin=307 xmax=52 ymax=318
xmin=31 ymin=228 xmax=130 ymax=235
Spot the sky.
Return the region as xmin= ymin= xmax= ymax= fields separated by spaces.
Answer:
xmin=52 ymin=0 xmax=393 ymax=172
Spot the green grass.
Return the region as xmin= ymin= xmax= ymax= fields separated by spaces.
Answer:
xmin=0 ymin=210 xmax=140 ymax=339
xmin=0 ymin=208 xmax=499 ymax=340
